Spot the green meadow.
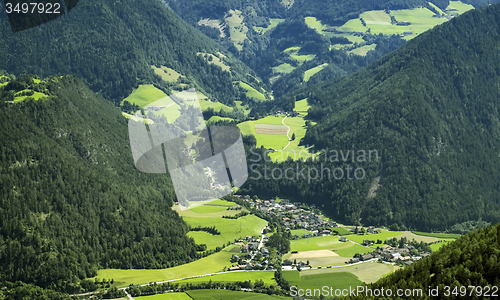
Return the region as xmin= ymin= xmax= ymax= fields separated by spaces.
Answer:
xmin=304 ymin=16 xmax=327 ymax=33
xmin=136 ymin=293 xmax=192 ymax=300
xmin=303 ymin=64 xmax=328 ymax=82
xmin=181 ymin=213 xmax=267 ymax=250
xmin=284 ymin=271 xmax=362 ymax=291
xmin=272 ymin=63 xmax=296 ymax=74
xmin=208 ymin=116 xmax=235 ymax=123
xmin=348 ymin=44 xmax=377 ymax=56
xmin=254 ymin=18 xmax=285 ymax=34
xmin=198 ymin=52 xmax=230 ymax=72
xmin=290 ymin=229 xmax=311 ymax=237
xmin=411 ymin=231 xmax=461 ymax=239
xmin=345 ymin=230 xmax=402 ymax=244
xmin=187 ymin=289 xmax=290 ymax=300
xmin=290 ymin=235 xmax=343 ymax=252
xmin=390 ymin=7 xmax=447 ymax=37
xmin=13 ymin=90 xmax=48 ymax=102
xmin=121 ymin=85 xmax=167 ymax=107
xmin=93 ymin=249 xmax=235 ymax=288
xmin=290 ymin=53 xmax=316 ymax=64
xmin=199 ymin=99 xmax=233 ymax=112
xmin=239 ymin=81 xmax=266 ymax=101
xmin=225 ymin=9 xmax=248 ymax=50
xmin=296 ymin=261 xmax=393 ymax=284
xmin=332 ymin=243 xmax=374 ymax=257
xmin=176 ymin=271 xmax=276 ymax=285
xmin=151 ymin=65 xmax=184 ymax=82
xmin=337 ymin=18 xmax=366 ymax=33
xmin=190 ymin=205 xmax=230 ymax=213
xmin=447 ymin=1 xmax=474 ymax=14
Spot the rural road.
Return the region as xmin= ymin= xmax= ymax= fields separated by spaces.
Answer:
xmin=280 ymin=115 xmax=291 ymax=150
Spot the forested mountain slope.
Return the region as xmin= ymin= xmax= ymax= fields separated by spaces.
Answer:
xmin=0 ymin=74 xmax=200 ymax=293
xmin=0 ymin=0 xmax=257 ymax=105
xmin=243 ymin=4 xmax=500 ymax=231
xmin=346 ymin=223 xmax=500 ymax=299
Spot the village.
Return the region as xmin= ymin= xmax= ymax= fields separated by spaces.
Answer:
xmin=226 ymin=195 xmax=433 ymax=271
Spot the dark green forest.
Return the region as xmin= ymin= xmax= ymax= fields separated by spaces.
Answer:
xmin=241 ymin=4 xmax=500 ymax=231
xmin=344 ymin=223 xmax=500 ymax=300
xmin=0 ymin=74 xmax=202 ymax=294
xmin=0 ymin=0 xmax=260 ymax=105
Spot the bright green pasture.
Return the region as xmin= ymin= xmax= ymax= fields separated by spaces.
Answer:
xmin=303 ymin=64 xmax=328 ymax=82
xmin=208 ymin=116 xmax=235 ymax=123
xmin=93 ymin=250 xmax=235 ymax=288
xmin=334 ymin=227 xmax=353 ymax=236
xmin=183 ymin=214 xmax=267 ymax=250
xmin=304 ymin=16 xmax=327 ymax=33
xmin=151 ymin=66 xmax=184 ymax=82
xmin=225 ymin=9 xmax=248 ymax=50
xmin=136 ymin=293 xmax=192 ymax=300
xmin=206 ymin=199 xmax=237 ymax=206
xmin=190 ymin=205 xmax=230 ymax=213
xmin=284 ymin=270 xmax=362 ymax=290
xmin=177 ymin=271 xmax=276 ymax=285
xmin=337 ymin=18 xmax=366 ymax=33
xmin=429 ymin=2 xmax=445 ymax=15
xmin=239 ymin=81 xmax=266 ymax=101
xmin=390 ymin=7 xmax=447 ymax=37
xmin=198 ymin=52 xmax=230 ymax=72
xmin=272 ymin=63 xmax=296 ymax=74
xmin=345 ymin=231 xmax=402 ymax=244
xmin=289 ymin=53 xmax=316 ymax=64
xmin=332 ymin=243 xmax=374 ymax=257
xmin=121 ymin=85 xmax=167 ymax=107
xmin=430 ymin=239 xmax=455 ymax=252
xmin=290 ymin=235 xmax=343 ymax=252
xmin=290 ymin=229 xmax=311 ymax=237
xmin=296 ymin=260 xmax=393 ymax=283
xmin=13 ymin=90 xmax=48 ymax=102
xmin=447 ymin=1 xmax=474 ymax=14
xmin=284 ymin=46 xmax=300 ymax=53
xmin=294 ymin=99 xmax=310 ymax=115
xmin=235 ymin=101 xmax=251 ymax=115
xmin=199 ymin=99 xmax=233 ymax=112
xmin=187 ymin=289 xmax=289 ymax=300
xmin=348 ymin=44 xmax=377 ymax=56
xmin=411 ymin=231 xmax=461 ymax=239
xmin=254 ymin=18 xmax=285 ymax=34
xmin=268 ymin=116 xmax=310 ymax=161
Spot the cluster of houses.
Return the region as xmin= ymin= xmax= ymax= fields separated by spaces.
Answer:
xmin=228 ymin=235 xmax=273 ymax=271
xmin=237 ymin=196 xmax=336 ymax=235
xmin=347 ymin=244 xmax=430 ymax=266
xmin=273 ymin=110 xmax=301 ymax=117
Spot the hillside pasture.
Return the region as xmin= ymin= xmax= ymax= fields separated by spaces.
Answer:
xmin=348 ymin=44 xmax=377 ymax=56
xmin=187 ymin=289 xmax=289 ymax=300
xmin=121 ymin=85 xmax=167 ymax=107
xmin=151 ymin=65 xmax=184 ymax=82
xmin=136 ymin=293 xmax=192 ymax=300
xmin=272 ymin=63 xmax=296 ymax=74
xmin=446 ymin=1 xmax=474 ymax=14
xmin=303 ymin=64 xmax=328 ymax=82
xmin=239 ymin=81 xmax=266 ymax=101
xmin=93 ymin=250 xmax=236 ymax=288
xmin=225 ymin=10 xmax=248 ymax=50
xmin=254 ymin=18 xmax=285 ymax=34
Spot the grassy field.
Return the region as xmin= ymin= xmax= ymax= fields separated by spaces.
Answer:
xmin=290 ymin=229 xmax=311 ymax=237
xmin=348 ymin=44 xmax=377 ymax=56
xmin=239 ymin=81 xmax=266 ymax=101
xmin=182 ymin=214 xmax=267 ymax=250
xmin=238 ymin=115 xmax=290 ymax=150
xmin=430 ymin=239 xmax=455 ymax=252
xmin=94 ymin=249 xmax=235 ymax=288
xmin=390 ymin=7 xmax=447 ymax=37
xmin=225 ymin=10 xmax=248 ymax=50
xmin=176 ymin=271 xmax=277 ymax=285
xmin=136 ymin=293 xmax=192 ymax=300
xmin=429 ymin=2 xmax=445 ymax=15
xmin=198 ymin=52 xmax=230 ymax=72
xmin=411 ymin=231 xmax=461 ymax=239
xmin=345 ymin=231 xmax=402 ymax=244
xmin=272 ymin=63 xmax=296 ymax=74
xmin=337 ymin=18 xmax=366 ymax=33
xmin=299 ymin=260 xmax=394 ymax=283
xmin=303 ymin=64 xmax=328 ymax=82
xmin=333 ymin=243 xmax=374 ymax=257
xmin=447 ymin=1 xmax=474 ymax=14
xmin=151 ymin=66 xmax=184 ymax=82
xmin=190 ymin=205 xmax=231 ymax=213
xmin=289 ymin=53 xmax=316 ymax=64
xmin=304 ymin=16 xmax=327 ymax=33
xmin=254 ymin=18 xmax=285 ymax=34
xmin=199 ymin=99 xmax=233 ymax=112
xmin=290 ymin=235 xmax=343 ymax=252
xmin=334 ymin=227 xmax=353 ymax=236
xmin=187 ymin=289 xmax=289 ymax=300
xmin=208 ymin=116 xmax=235 ymax=123
xmin=121 ymin=85 xmax=167 ymax=107
xmin=13 ymin=90 xmax=48 ymax=102
xmin=284 ymin=270 xmax=362 ymax=290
